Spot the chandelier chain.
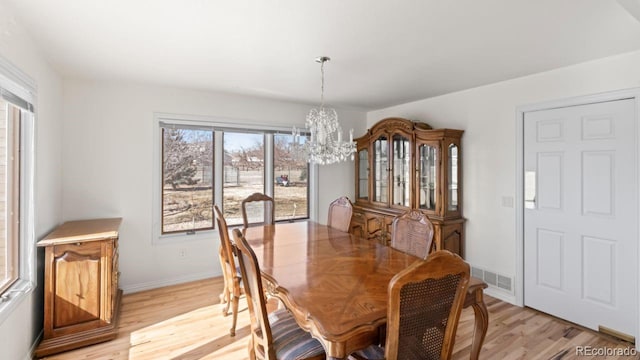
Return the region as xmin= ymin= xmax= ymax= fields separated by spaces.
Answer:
xmin=320 ymin=60 xmax=325 ymax=108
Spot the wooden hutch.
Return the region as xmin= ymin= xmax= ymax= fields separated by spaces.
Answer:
xmin=350 ymin=117 xmax=465 ymax=256
xmin=35 ymin=218 xmax=122 ymax=357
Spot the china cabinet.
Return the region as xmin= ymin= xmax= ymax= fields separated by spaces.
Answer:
xmin=351 ymin=118 xmax=464 ymax=256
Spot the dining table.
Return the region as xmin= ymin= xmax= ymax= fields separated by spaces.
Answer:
xmin=242 ymin=221 xmax=488 ymax=360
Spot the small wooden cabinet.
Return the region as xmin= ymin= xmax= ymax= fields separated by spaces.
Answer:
xmin=35 ymin=218 xmax=122 ymax=358
xmin=352 ymin=118 xmax=465 ymax=256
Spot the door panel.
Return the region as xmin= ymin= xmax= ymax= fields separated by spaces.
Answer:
xmin=536 ymin=229 xmax=564 ymax=291
xmin=524 ymin=99 xmax=637 ymax=339
xmin=537 ymin=152 xmax=563 ymax=210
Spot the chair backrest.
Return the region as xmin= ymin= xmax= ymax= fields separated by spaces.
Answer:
xmin=214 ymin=205 xmax=239 ymax=280
xmin=232 ymin=228 xmax=276 ymax=359
xmin=385 ymin=250 xmax=470 ymax=360
xmin=391 ymin=210 xmax=434 ymax=259
xmin=327 ymin=196 xmax=353 ymax=232
xmin=241 ymin=192 xmax=275 ymax=229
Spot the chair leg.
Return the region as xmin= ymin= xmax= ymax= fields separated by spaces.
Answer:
xmin=220 ymin=284 xmax=229 ymax=305
xmin=219 ymin=252 xmax=230 ymax=305
xmin=248 ymin=336 xmax=256 ymax=360
xmin=222 ymin=287 xmax=232 ymax=316
xmin=230 ymin=278 xmax=241 ymax=336
xmin=230 ymin=294 xmax=239 ymax=336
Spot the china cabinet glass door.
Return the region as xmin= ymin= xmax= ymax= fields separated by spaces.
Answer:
xmin=448 ymin=143 xmax=459 ymax=212
xmin=392 ymin=134 xmax=410 ymax=207
xmin=358 ymin=149 xmax=369 ymax=200
xmin=373 ymin=136 xmax=388 ymax=203
xmin=418 ymin=144 xmax=437 ymax=211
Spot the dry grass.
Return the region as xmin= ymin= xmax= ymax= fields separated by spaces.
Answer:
xmin=162 ymin=169 xmax=308 ymax=231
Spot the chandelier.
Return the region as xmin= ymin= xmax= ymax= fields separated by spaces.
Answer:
xmin=293 ymin=56 xmax=356 ymax=165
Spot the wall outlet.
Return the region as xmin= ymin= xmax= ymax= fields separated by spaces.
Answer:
xmin=179 ymin=248 xmax=187 ymax=258
xmin=501 ymin=196 xmax=514 ymax=208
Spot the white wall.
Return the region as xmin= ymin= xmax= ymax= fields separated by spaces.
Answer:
xmin=0 ymin=1 xmax=63 ymax=359
xmin=62 ymin=79 xmax=366 ymax=292
xmin=368 ymin=50 xmax=640 ymax=294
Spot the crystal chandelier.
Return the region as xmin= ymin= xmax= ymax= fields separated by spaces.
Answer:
xmin=293 ymin=56 xmax=356 ymax=165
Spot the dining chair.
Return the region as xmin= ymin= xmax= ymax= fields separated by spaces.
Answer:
xmin=214 ymin=205 xmax=244 ymax=336
xmin=354 ymin=250 xmax=470 ymax=360
xmin=242 ymin=192 xmax=275 ymax=229
xmin=390 ymin=210 xmax=434 ymax=259
xmin=327 ymin=196 xmax=353 ymax=232
xmin=232 ymin=228 xmax=326 ymax=360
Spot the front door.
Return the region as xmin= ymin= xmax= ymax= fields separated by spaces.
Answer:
xmin=524 ymin=98 xmax=637 ymax=339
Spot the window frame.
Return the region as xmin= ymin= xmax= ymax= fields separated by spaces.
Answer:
xmin=152 ymin=113 xmax=318 ymax=244
xmin=0 ymin=103 xmax=21 ymax=294
xmin=0 ymin=56 xmax=36 ymax=326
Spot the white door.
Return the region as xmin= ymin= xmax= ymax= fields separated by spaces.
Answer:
xmin=524 ymin=99 xmax=638 ymax=339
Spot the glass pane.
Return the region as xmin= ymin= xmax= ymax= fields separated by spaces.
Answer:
xmin=373 ymin=136 xmax=388 ymax=203
xmin=223 ymin=132 xmax=265 ymax=226
xmin=419 ymin=144 xmax=437 ymax=211
xmin=525 ymin=170 xmax=536 ymax=209
xmin=392 ymin=135 xmax=410 ymax=207
xmin=0 ymin=102 xmax=20 ymax=293
xmin=358 ymin=149 xmax=368 ymax=199
xmin=274 ymin=133 xmax=309 ymax=221
xmin=162 ymin=127 xmax=214 ymax=233
xmin=448 ymin=144 xmax=459 ymax=211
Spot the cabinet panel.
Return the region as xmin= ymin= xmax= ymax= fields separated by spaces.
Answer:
xmin=391 ymin=134 xmax=410 ymax=208
xmin=357 ymin=149 xmax=369 ymax=201
xmin=350 ymin=209 xmax=394 ymax=245
xmin=417 ymin=143 xmax=438 ymax=213
xmin=372 ymin=136 xmax=388 ymax=204
xmin=434 ymin=221 xmax=464 ymax=257
xmin=53 ymin=243 xmax=102 ymax=332
xmin=447 ymin=143 xmax=461 ymax=215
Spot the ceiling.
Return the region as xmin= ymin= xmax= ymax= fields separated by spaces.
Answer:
xmin=4 ymin=0 xmax=640 ymax=110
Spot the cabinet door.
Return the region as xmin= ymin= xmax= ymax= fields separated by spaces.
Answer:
xmin=416 ymin=141 xmax=439 ymax=215
xmin=49 ymin=241 xmax=104 ymax=337
xmin=445 ymin=141 xmax=461 ymax=217
xmin=372 ymin=135 xmax=389 ymax=205
xmin=437 ymin=222 xmax=463 ymax=257
xmin=356 ymin=147 xmax=369 ymax=201
xmin=391 ymin=133 xmax=411 ymax=208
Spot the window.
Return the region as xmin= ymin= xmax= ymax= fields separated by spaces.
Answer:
xmin=154 ymin=115 xmax=314 ymax=241
xmin=273 ymin=133 xmax=309 ymax=221
xmin=0 ymin=57 xmax=36 ymax=323
xmin=223 ymin=132 xmax=265 ymax=226
xmin=161 ymin=125 xmax=214 ymax=234
xmin=0 ymin=100 xmax=20 ymax=294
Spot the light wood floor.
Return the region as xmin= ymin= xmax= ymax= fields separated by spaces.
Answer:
xmin=40 ymin=277 xmax=638 ymax=360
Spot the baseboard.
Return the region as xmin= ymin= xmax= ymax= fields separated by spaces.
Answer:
xmin=121 ymin=270 xmax=219 ymax=294
xmin=27 ymin=330 xmax=43 ymax=360
xmin=485 ymin=286 xmax=517 ymax=305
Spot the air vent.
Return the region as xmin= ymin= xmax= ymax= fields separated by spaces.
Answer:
xmin=484 ymin=271 xmax=497 ymax=286
xmin=497 ymin=275 xmax=512 ymax=292
xmin=470 ymin=266 xmax=513 ymax=293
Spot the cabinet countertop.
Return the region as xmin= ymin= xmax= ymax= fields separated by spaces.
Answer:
xmin=37 ymin=218 xmax=122 ymax=246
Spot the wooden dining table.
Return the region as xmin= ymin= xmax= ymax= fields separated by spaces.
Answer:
xmin=242 ymin=221 xmax=488 ymax=360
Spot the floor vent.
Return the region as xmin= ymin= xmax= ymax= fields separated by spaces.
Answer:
xmin=471 ymin=266 xmax=513 ymax=293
